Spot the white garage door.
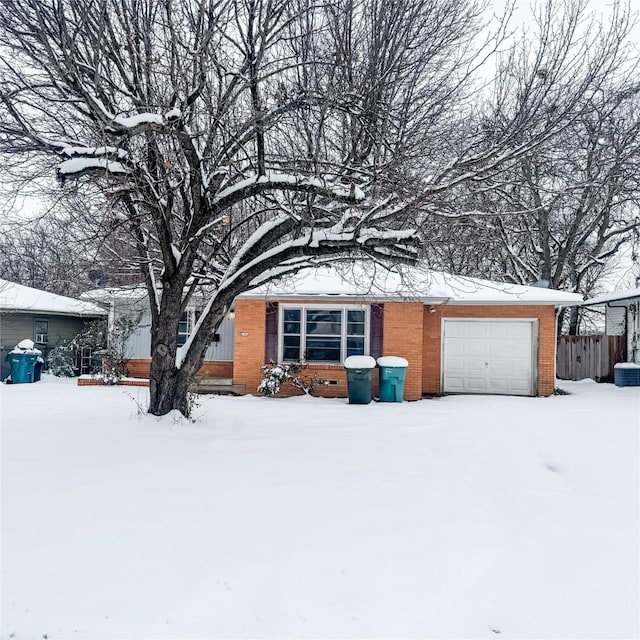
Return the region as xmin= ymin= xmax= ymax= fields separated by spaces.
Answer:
xmin=442 ymin=319 xmax=536 ymax=396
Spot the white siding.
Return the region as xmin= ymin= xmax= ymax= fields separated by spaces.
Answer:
xmin=124 ymin=307 xmax=152 ymax=358
xmin=605 ymin=305 xmax=626 ymax=336
xmin=204 ymin=314 xmax=234 ymax=361
xmin=114 ymin=300 xmax=234 ymax=361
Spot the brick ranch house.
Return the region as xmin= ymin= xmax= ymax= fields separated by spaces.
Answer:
xmin=85 ymin=264 xmax=583 ymax=399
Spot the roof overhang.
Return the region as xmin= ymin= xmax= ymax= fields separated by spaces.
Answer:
xmin=583 ymin=290 xmax=640 ymax=306
xmin=0 ymin=307 xmax=107 ymax=318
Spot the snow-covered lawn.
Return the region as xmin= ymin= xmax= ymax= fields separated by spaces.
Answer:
xmin=1 ymin=376 xmax=638 ymax=640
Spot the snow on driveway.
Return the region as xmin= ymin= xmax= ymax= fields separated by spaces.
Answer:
xmin=1 ymin=376 xmax=638 ymax=639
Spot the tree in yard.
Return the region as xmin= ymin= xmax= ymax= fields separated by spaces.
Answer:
xmin=0 ymin=0 xmax=634 ymax=414
xmin=0 ymin=210 xmax=106 ymax=296
xmin=423 ymin=2 xmax=640 ymax=334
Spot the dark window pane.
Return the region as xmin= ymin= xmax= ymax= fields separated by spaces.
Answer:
xmin=283 ymin=309 xmax=301 ymax=322
xmin=283 ymin=346 xmax=301 ymax=360
xmin=306 ymin=321 xmax=341 ymax=335
xmin=306 ymin=310 xmax=341 ymax=336
xmin=177 ymin=333 xmax=187 ymax=347
xmin=306 ymin=347 xmax=341 ymax=361
xmin=347 ymin=337 xmax=364 ymax=356
xmin=307 ymin=310 xmax=341 ymax=323
xmin=347 ymin=322 xmax=365 ymax=335
xmin=306 ymin=336 xmax=341 ymax=362
xmin=283 ymin=321 xmax=300 ymax=334
xmin=35 ymin=320 xmax=48 ymax=334
xmin=283 ymin=335 xmax=301 ymax=360
xmin=348 ymin=310 xmax=365 ymax=323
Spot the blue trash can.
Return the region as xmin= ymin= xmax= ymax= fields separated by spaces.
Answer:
xmin=344 ymin=356 xmax=377 ymax=404
xmin=7 ymin=352 xmax=38 ymax=383
xmin=377 ymin=356 xmax=408 ymax=402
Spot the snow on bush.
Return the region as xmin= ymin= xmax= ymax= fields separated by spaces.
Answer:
xmin=258 ymin=363 xmax=297 ymax=396
xmin=46 ymin=342 xmax=76 ymax=377
xmin=258 ymin=362 xmax=329 ymax=396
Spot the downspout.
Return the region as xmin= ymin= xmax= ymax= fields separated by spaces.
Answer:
xmin=554 ymin=306 xmax=561 ymax=384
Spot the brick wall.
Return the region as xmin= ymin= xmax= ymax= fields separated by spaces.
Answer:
xmin=233 ymin=299 xmax=268 ymax=393
xmin=382 ymin=302 xmax=424 ymax=401
xmin=124 ymin=358 xmax=233 ymax=380
xmin=233 ymin=298 xmax=383 ymax=398
xmin=422 ymin=305 xmax=557 ymax=397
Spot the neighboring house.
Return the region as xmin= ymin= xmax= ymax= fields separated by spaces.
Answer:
xmin=583 ymin=287 xmax=640 ymax=364
xmin=81 ymin=286 xmax=235 ymax=380
xmin=0 ymin=278 xmax=108 ymax=379
xmin=87 ymin=264 xmax=582 ymax=399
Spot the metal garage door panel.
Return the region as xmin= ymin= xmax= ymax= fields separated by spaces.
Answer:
xmin=443 ymin=320 xmax=534 ymax=396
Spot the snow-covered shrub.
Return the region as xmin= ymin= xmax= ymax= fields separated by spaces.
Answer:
xmin=257 ymin=362 xmax=329 ymax=396
xmin=258 ymin=363 xmax=295 ymax=396
xmin=93 ymin=371 xmax=121 ymax=385
xmin=46 ymin=342 xmax=76 ymax=377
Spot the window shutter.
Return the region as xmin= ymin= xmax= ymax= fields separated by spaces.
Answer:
xmin=265 ymin=302 xmax=279 ymax=362
xmin=370 ymin=303 xmax=384 ymax=359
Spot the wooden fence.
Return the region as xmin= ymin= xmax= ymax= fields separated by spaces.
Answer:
xmin=556 ymin=335 xmax=627 ymax=382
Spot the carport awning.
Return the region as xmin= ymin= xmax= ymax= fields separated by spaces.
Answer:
xmin=583 ymin=288 xmax=640 ymax=306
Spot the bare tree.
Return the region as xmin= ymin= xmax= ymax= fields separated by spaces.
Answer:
xmin=0 ymin=0 xmax=634 ymax=414
xmin=424 ymin=1 xmax=640 ymax=333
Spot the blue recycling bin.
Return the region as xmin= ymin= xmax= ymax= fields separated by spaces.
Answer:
xmin=377 ymin=356 xmax=408 ymax=402
xmin=6 ymin=352 xmax=39 ymax=384
xmin=344 ymin=356 xmax=377 ymax=404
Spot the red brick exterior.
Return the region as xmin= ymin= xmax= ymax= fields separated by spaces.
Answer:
xmin=77 ymin=377 xmax=149 ymax=387
xmin=123 ymin=358 xmax=233 ymax=380
xmin=422 ymin=305 xmax=557 ymax=397
xmin=232 ymin=299 xmax=558 ymax=399
xmin=233 ymin=299 xmax=269 ymax=394
xmin=382 ymin=302 xmax=424 ymax=400
xmin=232 ymin=298 xmax=380 ymax=398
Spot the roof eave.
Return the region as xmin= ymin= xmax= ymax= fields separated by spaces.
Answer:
xmin=0 ymin=308 xmax=108 ymax=318
xmin=583 ymin=295 xmax=640 ymax=306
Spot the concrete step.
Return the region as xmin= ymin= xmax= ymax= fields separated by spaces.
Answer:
xmin=193 ymin=378 xmax=246 ymax=395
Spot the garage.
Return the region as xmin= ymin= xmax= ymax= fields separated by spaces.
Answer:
xmin=442 ymin=319 xmax=537 ymax=396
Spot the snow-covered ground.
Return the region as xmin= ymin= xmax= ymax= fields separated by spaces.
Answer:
xmin=1 ymin=376 xmax=638 ymax=640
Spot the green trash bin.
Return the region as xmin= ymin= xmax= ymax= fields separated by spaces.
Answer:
xmin=344 ymin=355 xmax=377 ymax=404
xmin=34 ymin=357 xmax=45 ymax=382
xmin=7 ymin=351 xmax=39 ymax=383
xmin=377 ymin=356 xmax=408 ymax=402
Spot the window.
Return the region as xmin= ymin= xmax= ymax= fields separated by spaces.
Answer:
xmin=34 ymin=319 xmax=49 ymax=344
xmin=177 ymin=311 xmax=193 ymax=347
xmin=280 ymin=306 xmax=368 ymax=363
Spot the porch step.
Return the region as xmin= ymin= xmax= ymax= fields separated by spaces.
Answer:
xmin=193 ymin=377 xmax=246 ymax=395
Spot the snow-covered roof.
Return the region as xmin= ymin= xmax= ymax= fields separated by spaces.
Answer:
xmin=240 ymin=264 xmax=584 ymax=306
xmin=80 ymin=285 xmax=148 ymax=304
xmin=0 ymin=279 xmax=108 ymax=317
xmin=583 ymin=287 xmax=640 ymax=306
